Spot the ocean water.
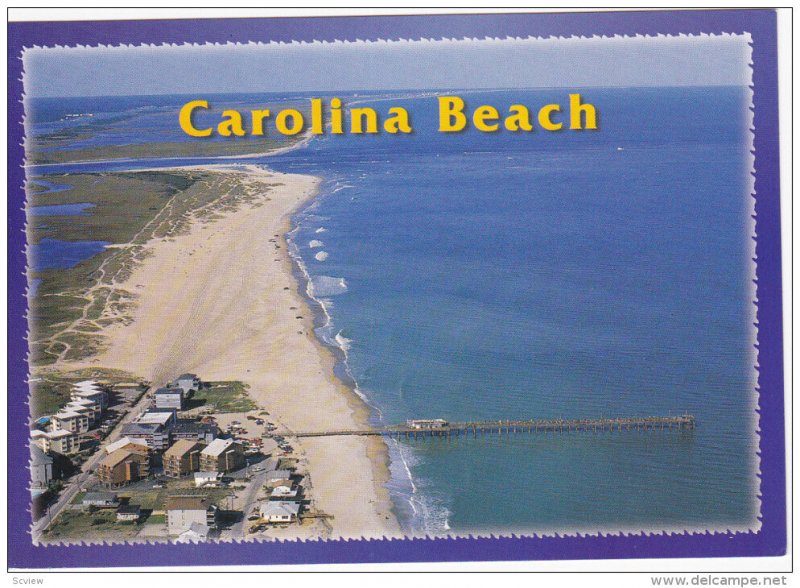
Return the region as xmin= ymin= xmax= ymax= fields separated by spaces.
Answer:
xmin=25 ymin=87 xmax=758 ymax=535
xmin=267 ymin=87 xmax=758 ymax=535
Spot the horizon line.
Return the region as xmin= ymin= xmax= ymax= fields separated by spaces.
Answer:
xmin=28 ymin=84 xmax=749 ymax=100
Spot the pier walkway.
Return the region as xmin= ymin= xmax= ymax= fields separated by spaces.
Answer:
xmin=286 ymin=415 xmax=696 ymax=440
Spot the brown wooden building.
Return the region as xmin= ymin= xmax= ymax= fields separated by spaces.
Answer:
xmin=97 ymin=446 xmax=150 ymax=487
xmin=199 ymin=439 xmax=245 ymax=473
xmin=163 ymin=439 xmax=206 ymax=478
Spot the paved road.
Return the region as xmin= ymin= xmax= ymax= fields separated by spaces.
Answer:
xmin=224 ymin=467 xmax=269 ymax=539
xmin=32 ymin=388 xmax=154 ymax=539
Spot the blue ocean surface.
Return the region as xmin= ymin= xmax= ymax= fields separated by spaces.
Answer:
xmin=26 ymin=87 xmax=758 ymax=535
xmin=266 ymin=87 xmax=758 ymax=535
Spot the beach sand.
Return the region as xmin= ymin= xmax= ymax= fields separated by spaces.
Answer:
xmin=79 ymin=164 xmax=401 ymax=539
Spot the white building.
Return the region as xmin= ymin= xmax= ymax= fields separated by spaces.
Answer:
xmin=52 ymin=410 xmax=90 ymax=434
xmin=172 ymin=374 xmax=201 ymax=395
xmin=32 ymin=429 xmax=78 ymax=455
xmin=270 ymin=486 xmax=299 ymax=500
xmin=193 ymin=471 xmax=222 ymax=488
xmin=66 ymin=398 xmax=101 ymax=424
xmin=260 ymin=501 xmax=300 ymax=523
xmin=71 ymin=381 xmax=108 ymax=410
xmin=165 ymin=496 xmax=217 ymax=536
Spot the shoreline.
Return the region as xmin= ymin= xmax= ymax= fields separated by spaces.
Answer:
xmin=66 ymin=163 xmax=401 ymax=539
xmin=25 ymin=131 xmax=314 ymax=171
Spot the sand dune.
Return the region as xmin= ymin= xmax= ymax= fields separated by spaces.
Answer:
xmin=86 ymin=165 xmax=401 ymax=539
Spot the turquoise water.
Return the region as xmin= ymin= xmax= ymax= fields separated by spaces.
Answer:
xmin=26 ymin=88 xmax=758 ymax=535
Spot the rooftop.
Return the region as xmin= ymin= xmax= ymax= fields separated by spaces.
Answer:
xmin=171 ymin=420 xmax=218 ymax=435
xmin=260 ymin=502 xmax=300 ymax=517
xmin=201 ymin=438 xmax=238 ymax=457
xmin=266 ymin=470 xmax=292 ymax=481
xmin=178 ymin=522 xmax=210 ymax=541
xmin=72 ymin=389 xmax=105 ymax=398
xmin=100 ymin=448 xmax=145 ymax=469
xmin=105 ymin=437 xmax=149 ymax=454
xmin=155 ymin=387 xmax=183 ymax=396
xmin=122 ymin=422 xmax=164 ymax=436
xmin=73 ymin=381 xmax=105 ymax=392
xmin=270 ymin=487 xmax=298 ymax=498
xmin=165 ymin=495 xmax=209 ymax=511
xmin=176 ymin=374 xmax=198 ymax=380
xmin=136 ymin=411 xmax=174 ymax=426
xmin=164 ymin=439 xmax=205 ymax=458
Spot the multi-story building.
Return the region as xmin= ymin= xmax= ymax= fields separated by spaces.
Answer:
xmin=165 ymin=496 xmax=218 ymax=536
xmin=154 ymin=387 xmax=185 ymax=411
xmin=51 ymin=410 xmax=90 ymax=434
xmin=97 ymin=446 xmax=150 ymax=487
xmin=163 ymin=439 xmax=206 ymax=478
xmin=71 ymin=380 xmax=109 ymax=411
xmin=199 ymin=439 xmax=245 ymax=473
xmin=63 ymin=401 xmax=98 ymax=426
xmin=32 ymin=429 xmax=78 ymax=455
xmin=121 ymin=410 xmax=176 ymax=451
xmin=170 ymin=419 xmax=218 ymax=444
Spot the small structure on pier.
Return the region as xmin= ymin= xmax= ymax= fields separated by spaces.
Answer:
xmin=406 ymin=419 xmax=449 ymax=430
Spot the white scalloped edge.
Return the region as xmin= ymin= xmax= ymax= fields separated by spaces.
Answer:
xmin=16 ymin=31 xmax=763 ymax=548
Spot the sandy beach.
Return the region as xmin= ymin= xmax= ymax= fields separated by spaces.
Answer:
xmin=78 ymin=164 xmax=401 ymax=539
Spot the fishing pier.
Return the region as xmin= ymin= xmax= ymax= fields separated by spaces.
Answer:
xmin=287 ymin=414 xmax=696 ymax=440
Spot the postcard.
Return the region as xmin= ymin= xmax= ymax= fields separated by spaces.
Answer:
xmin=7 ymin=9 xmax=787 ymax=570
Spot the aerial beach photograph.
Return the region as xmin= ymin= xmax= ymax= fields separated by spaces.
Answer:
xmin=20 ymin=30 xmax=762 ymax=547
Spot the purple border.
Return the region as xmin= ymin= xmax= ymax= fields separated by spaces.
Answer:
xmin=7 ymin=10 xmax=785 ymax=569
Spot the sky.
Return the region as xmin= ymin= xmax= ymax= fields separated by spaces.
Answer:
xmin=23 ymin=35 xmax=752 ymax=98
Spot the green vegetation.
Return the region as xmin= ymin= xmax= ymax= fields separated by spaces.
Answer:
xmin=30 ymin=367 xmax=141 ymax=418
xmin=189 ymin=381 xmax=257 ymax=413
xmin=27 ymin=169 xmax=281 ymax=370
xmin=118 ymin=479 xmax=232 ymax=510
xmin=43 ymin=509 xmax=140 ymax=541
xmin=28 ymin=137 xmax=293 ymax=165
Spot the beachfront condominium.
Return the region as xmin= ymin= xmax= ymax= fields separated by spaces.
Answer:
xmin=97 ymin=446 xmax=151 ymax=487
xmin=121 ymin=410 xmax=176 ymax=451
xmin=71 ymin=380 xmax=109 ymax=411
xmin=163 ymin=439 xmax=206 ymax=478
xmin=32 ymin=429 xmax=78 ymax=455
xmin=51 ymin=410 xmax=90 ymax=434
xmin=199 ymin=439 xmax=245 ymax=473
